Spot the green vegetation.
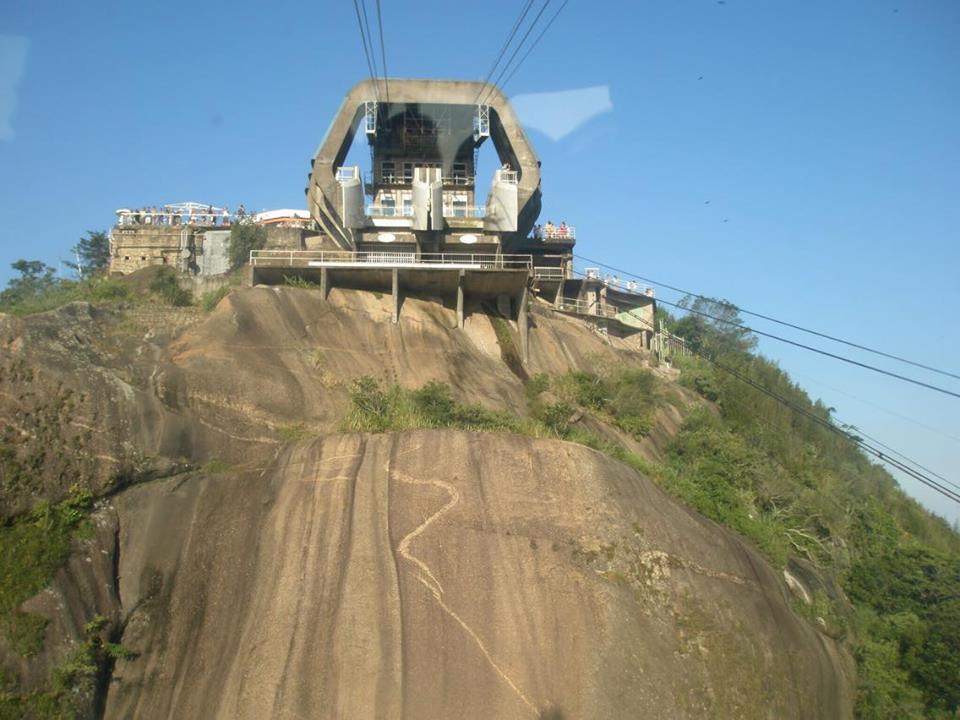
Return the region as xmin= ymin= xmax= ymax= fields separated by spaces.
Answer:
xmin=0 ymin=614 xmax=136 ymax=719
xmin=342 ymin=378 xmax=526 ymax=434
xmin=0 ymin=486 xmax=93 ymax=655
xmin=148 ymin=268 xmax=192 ymax=306
xmin=199 ymin=285 xmax=231 ymax=312
xmin=552 ymin=366 xmax=659 ymax=439
xmin=64 ymin=231 xmax=110 ymax=276
xmin=487 ymin=313 xmax=526 ymax=380
xmin=658 ymin=297 xmax=960 ymax=718
xmin=0 ymin=260 xmax=132 ymax=317
xmin=227 ymin=221 xmax=267 ymax=269
xmin=282 ymin=275 xmax=320 ymax=290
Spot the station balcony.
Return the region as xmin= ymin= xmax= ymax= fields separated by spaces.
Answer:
xmin=534 ymin=224 xmax=576 ymax=242
xmin=250 ymin=249 xmax=532 ymax=271
xmin=442 ymin=205 xmax=486 ymax=219
xmin=365 ymin=204 xmax=415 ymax=219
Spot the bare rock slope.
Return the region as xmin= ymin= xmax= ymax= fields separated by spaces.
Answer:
xmin=0 ymin=286 xmax=855 ymax=718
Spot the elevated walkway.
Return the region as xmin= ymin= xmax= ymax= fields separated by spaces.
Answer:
xmin=249 ymin=250 xmax=531 ymax=299
xmin=248 ymin=250 xmax=532 ymax=359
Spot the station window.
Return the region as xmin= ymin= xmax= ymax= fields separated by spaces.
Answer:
xmin=402 ymin=194 xmax=413 ymax=216
xmin=452 ymin=162 xmax=467 ymax=181
xmin=402 ymin=162 xmax=414 ymax=182
xmin=381 ymin=194 xmax=396 ymax=217
xmin=381 ymin=161 xmax=396 ymax=182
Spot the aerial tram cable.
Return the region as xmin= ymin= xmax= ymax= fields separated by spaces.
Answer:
xmin=499 ymin=0 xmax=571 ymax=90
xmin=648 ymin=293 xmax=960 ymax=400
xmin=474 ymin=0 xmax=538 ymax=106
xmin=358 ymin=0 xmax=383 ymax=91
xmin=690 ymin=349 xmax=960 ymax=505
xmin=568 ymin=264 xmax=960 ymax=399
xmin=575 ymin=253 xmax=960 ymax=382
xmin=563 ymin=271 xmax=960 ymax=501
xmin=351 ymin=0 xmax=381 ymax=103
xmin=480 ymin=0 xmax=555 ymax=106
xmin=375 ymin=0 xmax=390 ymax=104
xmin=843 ymin=426 xmax=960 ymax=493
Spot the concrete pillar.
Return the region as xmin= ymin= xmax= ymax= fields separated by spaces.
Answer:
xmin=518 ymin=285 xmax=529 ymax=364
xmin=456 ymin=270 xmax=465 ymax=329
xmin=320 ymin=267 xmax=329 ymax=300
xmin=392 ymin=268 xmax=399 ymax=324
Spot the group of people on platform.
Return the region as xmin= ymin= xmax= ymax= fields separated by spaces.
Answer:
xmin=118 ymin=204 xmax=247 ymax=227
xmin=533 ymin=220 xmax=571 ymax=240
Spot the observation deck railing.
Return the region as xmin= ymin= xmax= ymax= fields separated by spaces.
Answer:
xmin=532 ymin=266 xmax=565 ymax=281
xmin=442 ymin=205 xmax=486 ymax=219
xmin=365 ymin=205 xmax=415 ymax=218
xmin=555 ymin=299 xmax=617 ymax=319
xmin=535 ymin=225 xmax=576 ymax=241
xmin=250 ymin=250 xmax=533 ymax=271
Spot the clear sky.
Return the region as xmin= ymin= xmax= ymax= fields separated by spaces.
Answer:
xmin=1 ymin=0 xmax=958 ymax=522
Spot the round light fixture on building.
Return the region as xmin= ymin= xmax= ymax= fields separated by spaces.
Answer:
xmin=459 ymin=234 xmax=478 ymax=245
xmin=377 ymin=232 xmax=396 ymax=243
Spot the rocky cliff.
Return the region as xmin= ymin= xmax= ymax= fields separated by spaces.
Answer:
xmin=0 ymin=284 xmax=855 ymax=718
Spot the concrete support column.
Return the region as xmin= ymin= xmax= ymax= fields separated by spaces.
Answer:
xmin=456 ymin=270 xmax=465 ymax=329
xmin=320 ymin=267 xmax=329 ymax=300
xmin=518 ymin=285 xmax=529 ymax=364
xmin=392 ymin=268 xmax=400 ymax=324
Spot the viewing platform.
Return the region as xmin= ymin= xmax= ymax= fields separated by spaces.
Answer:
xmin=249 ymin=250 xmax=533 ymax=317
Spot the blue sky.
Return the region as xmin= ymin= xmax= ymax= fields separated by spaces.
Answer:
xmin=1 ymin=0 xmax=958 ymax=522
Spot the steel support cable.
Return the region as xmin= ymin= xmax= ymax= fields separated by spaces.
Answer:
xmin=480 ymin=0 xmax=555 ymax=106
xmin=843 ymin=426 xmax=960 ymax=493
xmin=695 ymin=351 xmax=960 ymax=505
xmin=375 ymin=0 xmax=390 ymax=105
xmin=574 ymin=253 xmax=960 ymax=382
xmin=500 ymin=0 xmax=571 ymax=89
xmin=568 ymin=267 xmax=960 ymax=398
xmin=564 ymin=269 xmax=960 ymax=502
xmin=473 ymin=0 xmax=538 ymax=106
xmin=652 ymin=293 xmax=960 ymax=400
xmin=358 ymin=0 xmax=385 ymax=100
xmin=351 ymin=0 xmax=380 ymax=103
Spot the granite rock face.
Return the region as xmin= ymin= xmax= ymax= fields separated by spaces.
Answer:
xmin=0 ymin=285 xmax=855 ymax=718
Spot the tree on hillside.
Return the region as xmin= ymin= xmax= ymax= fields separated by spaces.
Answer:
xmin=65 ymin=230 xmax=111 ymax=276
xmin=0 ymin=260 xmax=58 ymax=307
xmin=671 ymin=295 xmax=757 ymax=357
xmin=227 ymin=222 xmax=267 ymax=270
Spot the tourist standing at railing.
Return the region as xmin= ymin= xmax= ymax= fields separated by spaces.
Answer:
xmin=222 ymin=207 xmax=231 ymax=227
xmin=544 ymin=220 xmax=555 ymax=237
xmin=558 ymin=221 xmax=569 ymax=238
xmin=237 ymin=203 xmax=246 ymax=219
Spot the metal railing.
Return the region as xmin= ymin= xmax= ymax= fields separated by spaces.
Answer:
xmin=116 ymin=209 xmax=236 ymax=227
xmin=496 ymin=169 xmax=519 ymax=184
xmin=534 ymin=225 xmax=576 ymax=241
xmin=442 ymin=175 xmax=475 ymax=186
xmin=250 ymin=250 xmax=533 ymax=270
xmin=555 ymin=299 xmax=617 ymax=319
xmin=366 ymin=205 xmax=415 ymax=218
xmin=442 ymin=205 xmax=486 ymax=219
xmin=533 ymin=266 xmax=565 ymax=281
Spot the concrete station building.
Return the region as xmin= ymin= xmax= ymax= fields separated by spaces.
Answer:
xmin=109 ymin=79 xmax=657 ymax=357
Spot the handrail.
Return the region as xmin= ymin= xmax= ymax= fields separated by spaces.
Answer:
xmin=534 ymin=225 xmax=576 ymax=241
xmin=250 ymin=249 xmax=533 ymax=270
xmin=555 ymin=299 xmax=617 ymax=319
xmin=365 ymin=205 xmax=415 ymax=218
xmin=116 ymin=210 xmax=236 ymax=227
xmin=533 ymin=266 xmax=564 ymax=280
xmin=442 ymin=205 xmax=486 ymax=219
